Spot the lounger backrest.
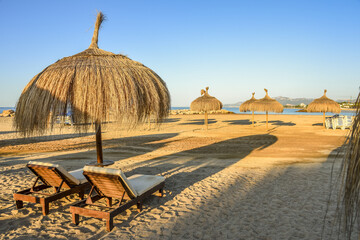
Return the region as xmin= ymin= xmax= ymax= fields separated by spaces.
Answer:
xmin=27 ymin=161 xmax=81 ymax=188
xmin=83 ymin=166 xmax=138 ymax=199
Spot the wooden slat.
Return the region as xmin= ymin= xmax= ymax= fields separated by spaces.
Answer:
xmin=28 ymin=165 xmax=72 ymax=189
xmin=85 ymin=172 xmax=130 ymax=199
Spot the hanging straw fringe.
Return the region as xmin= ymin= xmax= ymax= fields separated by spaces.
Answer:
xmin=190 ymin=87 xmax=222 ymax=112
xmin=240 ymin=92 xmax=257 ymax=112
xmin=307 ymin=89 xmax=341 ymax=113
xmin=337 ymin=92 xmax=360 ymax=239
xmin=252 ymin=88 xmax=283 ymax=113
xmin=14 ymin=11 xmax=170 ymax=136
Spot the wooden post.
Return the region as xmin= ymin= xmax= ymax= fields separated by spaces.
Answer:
xmin=205 ymin=111 xmax=208 ymax=130
xmin=266 ymin=111 xmax=268 ymax=129
xmin=252 ymin=111 xmax=255 ymax=127
xmin=95 ymin=122 xmax=104 ymax=164
xmin=323 ymin=112 xmax=325 ymax=128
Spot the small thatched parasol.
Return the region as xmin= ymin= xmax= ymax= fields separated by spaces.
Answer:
xmin=252 ymin=88 xmax=283 ymax=129
xmin=15 ymin=12 xmax=170 ymax=165
xmin=239 ymin=92 xmax=257 ymax=127
xmin=190 ymin=87 xmax=222 ymax=129
xmin=306 ymin=89 xmax=341 ymax=128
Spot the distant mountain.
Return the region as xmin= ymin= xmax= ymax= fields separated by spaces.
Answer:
xmin=273 ymin=97 xmax=314 ymax=106
xmin=223 ymin=101 xmax=243 ymax=108
xmin=223 ymin=97 xmax=355 ymax=107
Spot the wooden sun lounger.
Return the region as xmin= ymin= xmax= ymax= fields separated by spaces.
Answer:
xmin=70 ymin=166 xmax=165 ymax=232
xmin=13 ymin=161 xmax=90 ymax=215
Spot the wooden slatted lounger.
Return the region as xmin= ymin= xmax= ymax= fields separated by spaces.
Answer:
xmin=13 ymin=161 xmax=90 ymax=215
xmin=70 ymin=166 xmax=165 ymax=232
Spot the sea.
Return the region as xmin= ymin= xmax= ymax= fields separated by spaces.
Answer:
xmin=0 ymin=106 xmax=356 ymax=116
xmin=172 ymin=107 xmax=356 ymax=116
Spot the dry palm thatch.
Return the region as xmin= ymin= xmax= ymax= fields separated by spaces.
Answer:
xmin=337 ymin=92 xmax=360 ymax=239
xmin=190 ymin=87 xmax=222 ymax=112
xmin=190 ymin=87 xmax=222 ymax=129
xmin=239 ymin=92 xmax=258 ymax=127
xmin=252 ymin=89 xmax=283 ymax=128
xmin=307 ymin=89 xmax=341 ymax=128
xmin=15 ymin=12 xmax=170 ymax=164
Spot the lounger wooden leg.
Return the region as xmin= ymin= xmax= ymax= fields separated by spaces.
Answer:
xmin=72 ymin=213 xmax=80 ymax=225
xmin=79 ymin=190 xmax=84 ymax=199
xmin=106 ymin=197 xmax=112 ymax=207
xmin=137 ymin=201 xmax=143 ymax=212
xmin=106 ymin=218 xmax=113 ymax=232
xmin=15 ymin=200 xmax=23 ymax=209
xmin=40 ymin=199 xmax=49 ymax=215
xmin=159 ymin=188 xmax=163 ymax=197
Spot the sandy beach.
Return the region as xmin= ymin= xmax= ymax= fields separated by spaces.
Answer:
xmin=0 ymin=113 xmax=352 ymax=239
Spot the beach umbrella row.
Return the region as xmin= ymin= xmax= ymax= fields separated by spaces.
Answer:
xmin=15 ymin=12 xmax=170 ymax=165
xmin=240 ymin=89 xmax=341 ymax=129
xmin=240 ymin=89 xmax=283 ymax=129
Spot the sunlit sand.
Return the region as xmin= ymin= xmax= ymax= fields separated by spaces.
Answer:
xmin=0 ymin=114 xmax=348 ymax=239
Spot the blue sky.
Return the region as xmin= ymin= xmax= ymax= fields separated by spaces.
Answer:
xmin=0 ymin=0 xmax=359 ymax=107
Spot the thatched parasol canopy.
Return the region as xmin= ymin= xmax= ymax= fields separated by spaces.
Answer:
xmin=190 ymin=87 xmax=222 ymax=112
xmin=15 ymin=12 xmax=170 ymax=164
xmin=306 ymin=90 xmax=340 ymax=113
xmin=306 ymin=90 xmax=340 ymax=127
xmin=252 ymin=89 xmax=283 ymax=128
xmin=252 ymin=89 xmax=283 ymax=113
xmin=190 ymin=87 xmax=222 ymax=129
xmin=240 ymin=92 xmax=258 ymax=112
xmin=239 ymin=92 xmax=258 ymax=127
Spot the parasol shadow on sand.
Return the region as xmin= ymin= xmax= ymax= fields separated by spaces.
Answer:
xmin=223 ymin=119 xmax=252 ymax=126
xmin=252 ymin=89 xmax=284 ymax=129
xmin=306 ymin=89 xmax=341 ymax=128
xmin=14 ymin=12 xmax=170 ymax=166
xmin=190 ymin=87 xmax=222 ymax=130
xmin=180 ymin=119 xmax=217 ymax=126
xmin=239 ymin=92 xmax=258 ymax=127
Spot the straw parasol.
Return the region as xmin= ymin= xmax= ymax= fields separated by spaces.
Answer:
xmin=190 ymin=87 xmax=222 ymax=129
xmin=14 ymin=12 xmax=170 ymax=165
xmin=338 ymin=92 xmax=359 ymax=239
xmin=239 ymin=92 xmax=257 ymax=127
xmin=306 ymin=89 xmax=341 ymax=128
xmin=252 ymin=88 xmax=283 ymax=129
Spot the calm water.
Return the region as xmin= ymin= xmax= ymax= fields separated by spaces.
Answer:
xmin=0 ymin=107 xmax=15 ymax=113
xmin=1 ymin=106 xmax=355 ymax=116
xmin=172 ymin=107 xmax=356 ymax=116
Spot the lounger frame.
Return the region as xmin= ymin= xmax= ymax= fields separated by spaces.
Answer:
xmin=13 ymin=163 xmax=89 ymax=215
xmin=70 ymin=171 xmax=164 ymax=232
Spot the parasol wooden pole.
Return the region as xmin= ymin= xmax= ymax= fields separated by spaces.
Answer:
xmin=95 ymin=121 xmax=104 ymax=164
xmin=252 ymin=111 xmax=255 ymax=127
xmin=266 ymin=111 xmax=268 ymax=129
xmin=205 ymin=111 xmax=208 ymax=130
xmin=323 ymin=112 xmax=325 ymax=128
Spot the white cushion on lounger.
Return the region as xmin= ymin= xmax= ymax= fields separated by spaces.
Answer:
xmin=28 ymin=161 xmax=87 ymax=185
xmin=68 ymin=169 xmax=88 ymax=184
xmin=84 ymin=166 xmax=139 ymax=197
xmin=127 ymin=174 xmax=165 ymax=196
